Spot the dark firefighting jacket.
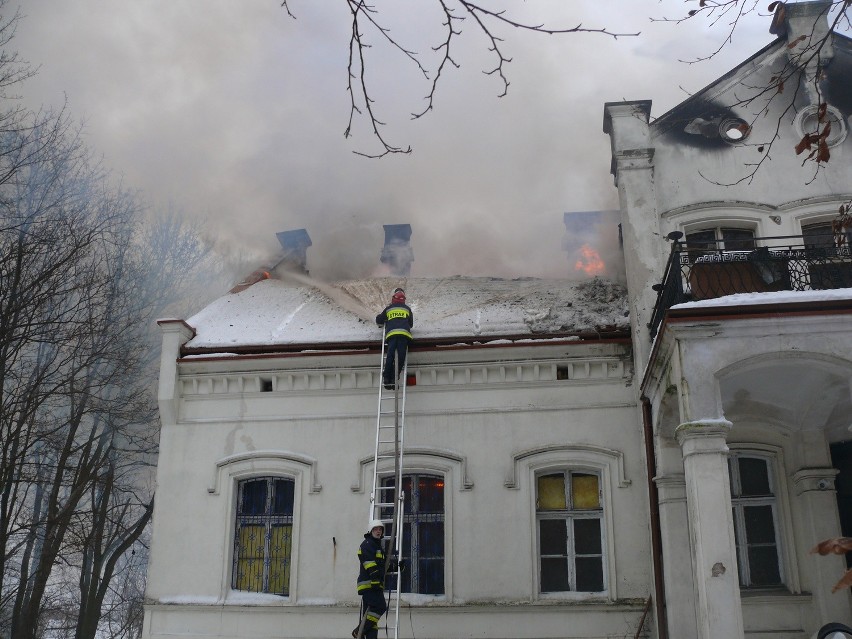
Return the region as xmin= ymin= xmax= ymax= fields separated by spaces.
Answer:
xmin=376 ymin=303 xmax=413 ymax=341
xmin=357 ymin=534 xmax=386 ymax=593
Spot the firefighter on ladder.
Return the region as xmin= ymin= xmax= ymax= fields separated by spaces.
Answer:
xmin=354 ymin=520 xmax=387 ymax=639
xmin=376 ymin=288 xmax=413 ymax=390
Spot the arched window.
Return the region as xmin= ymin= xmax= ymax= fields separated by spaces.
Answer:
xmin=232 ymin=477 xmax=295 ymax=595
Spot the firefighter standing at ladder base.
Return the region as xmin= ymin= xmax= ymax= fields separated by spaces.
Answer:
xmin=354 ymin=520 xmax=387 ymax=639
xmin=376 ymin=288 xmax=413 ymax=390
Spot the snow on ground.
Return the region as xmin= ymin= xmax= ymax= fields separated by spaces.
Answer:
xmin=184 ymin=276 xmax=630 ymax=349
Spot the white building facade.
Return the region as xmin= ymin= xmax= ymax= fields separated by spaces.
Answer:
xmin=143 ymin=3 xmax=852 ymax=638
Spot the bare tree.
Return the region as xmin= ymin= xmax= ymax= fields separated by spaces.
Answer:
xmin=0 ymin=6 xmax=212 ymax=636
xmin=0 ymin=130 xmax=211 ymax=639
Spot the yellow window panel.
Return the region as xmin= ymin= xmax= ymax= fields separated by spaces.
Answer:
xmin=538 ymin=474 xmax=567 ymax=510
xmin=571 ymin=474 xmax=600 ymax=510
xmin=269 ymin=525 xmax=292 ymax=595
xmin=270 ymin=525 xmax=292 ymax=559
xmin=236 ymin=525 xmax=265 ymax=592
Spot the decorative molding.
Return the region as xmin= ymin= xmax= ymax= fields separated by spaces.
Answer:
xmin=178 ymin=358 xmax=628 ymax=397
xmin=792 ymin=467 xmax=839 ymax=496
xmin=350 ymin=446 xmax=474 ymax=493
xmin=208 ymin=450 xmax=321 ymax=494
xmin=505 ymin=444 xmax=631 ymax=490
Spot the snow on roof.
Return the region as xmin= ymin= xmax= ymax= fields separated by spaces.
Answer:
xmin=184 ymin=276 xmax=629 ymax=349
xmin=671 ymin=288 xmax=852 ymax=309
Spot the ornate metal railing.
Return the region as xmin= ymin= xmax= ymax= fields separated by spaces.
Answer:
xmin=648 ymin=233 xmax=852 ymax=339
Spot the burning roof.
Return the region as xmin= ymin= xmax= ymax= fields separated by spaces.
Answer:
xmin=183 ymin=276 xmax=629 ymax=353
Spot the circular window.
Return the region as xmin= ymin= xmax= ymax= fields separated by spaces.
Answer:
xmin=793 ymin=104 xmax=848 ymax=148
xmin=719 ymin=118 xmax=751 ymax=143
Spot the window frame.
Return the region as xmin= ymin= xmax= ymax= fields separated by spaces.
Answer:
xmin=728 ymin=452 xmax=785 ymax=590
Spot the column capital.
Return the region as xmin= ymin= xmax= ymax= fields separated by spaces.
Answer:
xmin=792 ymin=467 xmax=839 ymax=495
xmin=675 ymin=419 xmax=733 ymax=458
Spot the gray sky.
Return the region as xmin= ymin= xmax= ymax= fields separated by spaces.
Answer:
xmin=15 ymin=0 xmax=776 ymax=283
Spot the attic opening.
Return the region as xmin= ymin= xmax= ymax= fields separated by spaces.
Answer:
xmin=719 ymin=118 xmax=750 ymax=143
xmin=794 ymin=104 xmax=848 ymax=148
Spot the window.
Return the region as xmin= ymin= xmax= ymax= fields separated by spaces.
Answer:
xmin=536 ymin=470 xmax=605 ymax=593
xmin=686 ymin=227 xmax=756 ymax=257
xmin=803 ymin=221 xmax=852 ymax=249
xmin=728 ymin=455 xmax=782 ymax=588
xmin=381 ymin=473 xmax=445 ymax=595
xmin=802 ymin=222 xmax=852 ymax=288
xmin=232 ymin=477 xmax=294 ymax=595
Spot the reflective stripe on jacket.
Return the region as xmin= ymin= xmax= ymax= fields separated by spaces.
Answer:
xmin=376 ymin=303 xmax=413 ymax=340
xmin=357 ymin=535 xmax=386 ymax=594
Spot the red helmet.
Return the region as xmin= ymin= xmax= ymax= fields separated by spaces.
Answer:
xmin=392 ymin=289 xmax=406 ymax=303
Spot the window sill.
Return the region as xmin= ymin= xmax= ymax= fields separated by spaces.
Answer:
xmin=740 ymin=588 xmax=810 ymax=602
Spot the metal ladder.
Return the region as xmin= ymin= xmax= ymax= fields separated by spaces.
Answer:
xmin=364 ymin=337 xmax=408 ymax=639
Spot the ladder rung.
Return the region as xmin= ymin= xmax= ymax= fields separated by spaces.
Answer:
xmin=374 ymin=502 xmax=394 ymax=508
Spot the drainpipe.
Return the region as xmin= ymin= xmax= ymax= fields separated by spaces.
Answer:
xmin=642 ymin=395 xmax=669 ymax=639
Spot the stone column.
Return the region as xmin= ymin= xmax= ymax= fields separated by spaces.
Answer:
xmin=655 ymin=471 xmax=699 ymax=638
xmin=676 ymin=419 xmax=744 ymax=639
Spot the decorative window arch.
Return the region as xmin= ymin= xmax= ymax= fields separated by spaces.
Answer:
xmin=210 ymin=450 xmax=320 ymax=601
xmin=508 ymin=444 xmax=630 ymax=600
xmin=351 ymin=447 xmax=469 ymax=601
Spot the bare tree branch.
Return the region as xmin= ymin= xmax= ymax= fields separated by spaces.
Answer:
xmin=282 ymin=1 xmax=638 ymax=157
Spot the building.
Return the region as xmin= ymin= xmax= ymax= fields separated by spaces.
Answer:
xmin=604 ymin=2 xmax=852 ymax=637
xmin=142 ymin=3 xmax=852 ymax=638
xmin=143 ymin=276 xmax=657 ymax=639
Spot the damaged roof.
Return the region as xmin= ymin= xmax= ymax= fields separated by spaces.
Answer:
xmin=182 ymin=276 xmax=630 ymax=354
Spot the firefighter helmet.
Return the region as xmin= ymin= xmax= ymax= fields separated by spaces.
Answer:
xmin=391 ymin=289 xmax=405 ymax=303
xmin=368 ymin=519 xmax=385 ymax=534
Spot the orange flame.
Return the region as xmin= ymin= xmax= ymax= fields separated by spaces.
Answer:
xmin=574 ymin=244 xmax=605 ymax=276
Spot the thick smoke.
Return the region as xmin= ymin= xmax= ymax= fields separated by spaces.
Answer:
xmin=15 ymin=1 xmax=777 ymax=294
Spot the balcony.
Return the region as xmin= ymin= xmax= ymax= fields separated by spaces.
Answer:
xmin=648 ymin=233 xmax=852 ymax=338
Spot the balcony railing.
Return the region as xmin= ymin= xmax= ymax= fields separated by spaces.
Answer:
xmin=648 ymin=234 xmax=852 ymax=339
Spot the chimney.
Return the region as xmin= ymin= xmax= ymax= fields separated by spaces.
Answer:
xmin=274 ymin=228 xmax=312 ymax=275
xmin=769 ymin=1 xmax=834 ymax=103
xmin=380 ymin=224 xmax=413 ymax=276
